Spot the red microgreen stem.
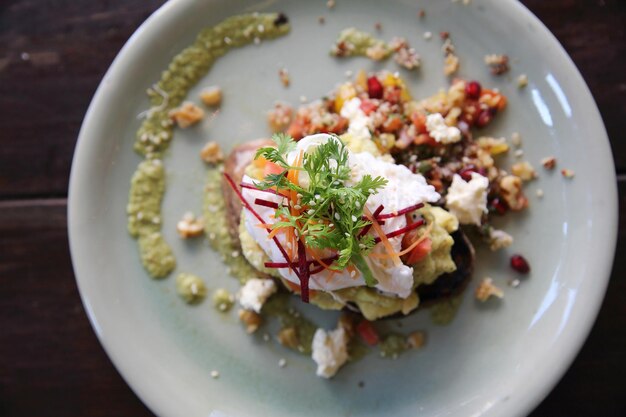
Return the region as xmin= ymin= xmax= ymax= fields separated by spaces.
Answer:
xmin=254 ymin=198 xmax=279 ymax=209
xmin=373 ymin=218 xmax=425 ymax=243
xmin=377 ymin=203 xmax=424 ymax=220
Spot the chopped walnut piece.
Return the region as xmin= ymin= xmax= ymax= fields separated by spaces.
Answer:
xmin=511 ymin=161 xmax=537 ymax=181
xmin=238 ymin=309 xmax=263 ymax=334
xmin=541 ymin=156 xmax=557 ymax=170
xmin=517 ymin=74 xmax=529 ymax=88
xmin=475 ymin=277 xmax=504 ymax=302
xmin=267 ymin=102 xmax=294 ymax=133
xmin=277 ymin=327 xmax=299 ymax=349
xmin=444 ymin=54 xmax=460 ymax=76
xmin=366 ymin=43 xmax=389 ymax=61
xmin=278 ymin=67 xmax=290 ymax=87
xmin=561 ymin=168 xmax=575 ymax=178
xmin=200 ymin=86 xmax=222 ymax=107
xmin=394 ymin=46 xmax=421 ymax=70
xmin=484 ymin=54 xmax=510 ymax=75
xmin=176 ymin=212 xmax=205 ymax=238
xmin=488 ymin=229 xmax=513 ymax=251
xmin=326 ymin=0 xmax=335 ymax=9
xmin=511 ymin=132 xmax=522 ymax=147
xmin=200 ymin=141 xmax=224 ymax=164
xmin=406 ymin=331 xmax=426 ymax=349
xmin=499 ymin=175 xmax=528 ymax=211
xmin=169 ymin=102 xmax=204 ymax=128
xmin=477 ymin=136 xmax=509 ymax=156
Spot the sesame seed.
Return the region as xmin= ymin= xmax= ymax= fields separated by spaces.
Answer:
xmin=299 ymin=95 xmax=307 ymax=103
xmin=293 ymin=204 xmax=302 ymax=210
xmin=508 ymin=278 xmax=521 ymax=288
xmin=136 ymin=212 xmax=144 ymax=220
xmin=210 ymin=370 xmax=220 ymax=379
xmin=514 ymin=149 xmax=524 ymax=158
xmin=20 ymin=52 xmax=30 ymax=61
xmin=263 ymin=333 xmax=270 ymax=342
xmin=308 ymin=209 xmax=315 ymax=215
xmin=257 ymin=24 xmax=265 ymax=33
xmin=536 ymin=189 xmax=544 ymax=198
xmin=423 ymin=31 xmax=433 ymax=40
xmin=231 ymin=250 xmax=239 ymax=258
xmin=253 ymin=36 xmax=261 ymax=45
xmin=345 ymin=70 xmax=353 ymax=77
xmin=351 ymin=215 xmax=357 ymax=222
xmin=315 ymin=194 xmax=321 ymax=200
xmin=278 ymin=358 xmax=287 ymax=368
xmin=334 ymin=213 xmax=341 ymax=220
xmin=223 ymin=36 xmax=232 ymax=45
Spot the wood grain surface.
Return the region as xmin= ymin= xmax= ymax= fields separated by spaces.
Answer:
xmin=0 ymin=1 xmax=624 ymax=416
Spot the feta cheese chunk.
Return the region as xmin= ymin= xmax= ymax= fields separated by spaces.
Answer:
xmin=340 ymin=97 xmax=372 ymax=144
xmin=312 ymin=327 xmax=349 ymax=378
xmin=237 ymin=278 xmax=277 ymax=313
xmin=426 ymin=113 xmax=461 ymax=144
xmin=445 ymin=173 xmax=489 ymax=226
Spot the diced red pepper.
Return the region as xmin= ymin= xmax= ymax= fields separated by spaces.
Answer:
xmin=359 ymin=99 xmax=378 ymax=115
xmin=356 ymin=320 xmax=379 ymax=346
xmin=405 ymin=237 xmax=432 ymax=264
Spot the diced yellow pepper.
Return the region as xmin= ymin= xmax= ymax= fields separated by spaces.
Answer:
xmin=334 ymin=83 xmax=357 ymax=113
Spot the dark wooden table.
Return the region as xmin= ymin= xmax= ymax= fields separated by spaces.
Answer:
xmin=0 ymin=1 xmax=624 ymax=416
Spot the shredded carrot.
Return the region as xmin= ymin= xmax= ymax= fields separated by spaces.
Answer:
xmin=369 ymin=222 xmax=433 ymax=259
xmin=255 ymin=223 xmax=274 ymax=229
xmin=364 ymin=206 xmax=402 ymax=267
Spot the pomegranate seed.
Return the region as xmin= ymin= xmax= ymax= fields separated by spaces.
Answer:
xmin=465 ymin=81 xmax=482 ymax=100
xmin=490 ymin=197 xmax=508 ymax=215
xmin=510 ymin=254 xmax=530 ymax=274
xmin=475 ymin=109 xmax=493 ymax=127
xmin=367 ymin=76 xmax=384 ymax=99
xmin=458 ymin=166 xmax=477 ymax=181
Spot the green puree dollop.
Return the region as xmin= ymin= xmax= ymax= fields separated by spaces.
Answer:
xmin=126 ymin=13 xmax=290 ymax=278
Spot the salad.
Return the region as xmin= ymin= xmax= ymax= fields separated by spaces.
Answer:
xmin=214 ymin=70 xmax=532 ymax=377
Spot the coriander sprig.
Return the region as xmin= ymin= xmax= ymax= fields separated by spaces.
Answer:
xmin=254 ymin=134 xmax=388 ymax=286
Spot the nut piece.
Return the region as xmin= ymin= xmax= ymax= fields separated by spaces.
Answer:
xmin=444 ymin=54 xmax=460 ymax=76
xmin=277 ymin=326 xmax=299 ymax=349
xmin=406 ymin=331 xmax=426 ymax=349
xmin=200 ymin=86 xmax=222 ymax=107
xmin=517 ymin=74 xmax=529 ymax=88
xmin=238 ymin=309 xmax=263 ymax=334
xmin=499 ymin=175 xmax=528 ymax=211
xmin=484 ymin=54 xmax=510 ymax=75
xmin=366 ymin=43 xmax=389 ymax=61
xmin=176 ymin=212 xmax=204 ymax=238
xmin=267 ymin=102 xmax=293 ymax=132
xmin=278 ymin=67 xmax=290 ymax=87
xmin=511 ymin=161 xmax=537 ymax=181
xmin=541 ymin=156 xmax=557 ymax=170
xmin=169 ymin=102 xmax=204 ymax=128
xmin=200 ymin=141 xmax=224 ymax=164
xmin=477 ymin=136 xmax=509 ymax=156
xmin=475 ymin=277 xmax=504 ymax=302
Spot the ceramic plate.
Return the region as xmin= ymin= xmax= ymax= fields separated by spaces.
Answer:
xmin=68 ymin=0 xmax=617 ymax=416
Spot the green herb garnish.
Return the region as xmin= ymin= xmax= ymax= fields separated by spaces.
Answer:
xmin=255 ymin=134 xmax=388 ymax=286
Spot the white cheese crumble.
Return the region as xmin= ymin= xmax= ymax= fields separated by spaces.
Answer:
xmin=445 ymin=173 xmax=489 ymax=226
xmin=311 ymin=327 xmax=349 ymax=378
xmin=237 ymin=278 xmax=277 ymax=313
xmin=425 ymin=113 xmax=461 ymax=144
xmin=340 ymin=97 xmax=372 ymax=144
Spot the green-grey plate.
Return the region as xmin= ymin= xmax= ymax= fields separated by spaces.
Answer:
xmin=68 ymin=0 xmax=617 ymax=416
